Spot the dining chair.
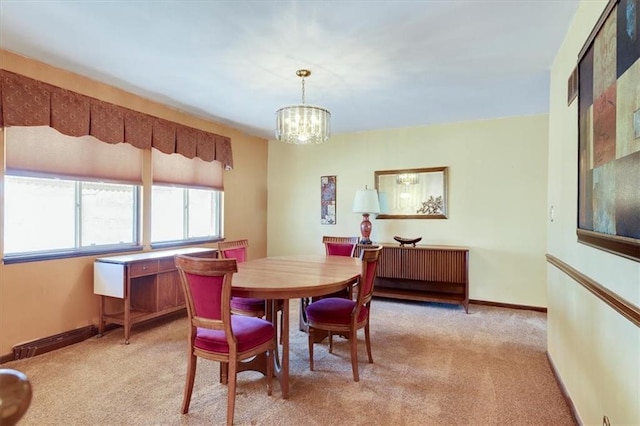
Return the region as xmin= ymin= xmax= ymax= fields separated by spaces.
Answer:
xmin=299 ymin=236 xmax=360 ymax=332
xmin=322 ymin=235 xmax=359 ymax=257
xmin=174 ymin=255 xmax=274 ymax=426
xmin=305 ymin=245 xmax=383 ymax=382
xmin=218 ymin=239 xmax=267 ymax=317
xmin=322 ymin=235 xmax=360 ymax=298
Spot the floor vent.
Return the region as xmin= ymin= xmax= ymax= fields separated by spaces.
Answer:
xmin=12 ymin=325 xmax=96 ymax=360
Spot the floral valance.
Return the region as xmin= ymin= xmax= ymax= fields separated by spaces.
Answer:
xmin=0 ymin=70 xmax=233 ymax=170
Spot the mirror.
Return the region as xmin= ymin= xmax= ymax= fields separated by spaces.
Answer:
xmin=375 ymin=167 xmax=448 ymax=219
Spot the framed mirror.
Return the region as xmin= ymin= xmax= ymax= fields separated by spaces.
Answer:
xmin=375 ymin=166 xmax=448 ymax=219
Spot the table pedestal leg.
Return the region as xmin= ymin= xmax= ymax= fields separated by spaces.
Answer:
xmin=262 ymin=299 xmax=290 ymax=398
xmin=273 ymin=299 xmax=290 ymax=399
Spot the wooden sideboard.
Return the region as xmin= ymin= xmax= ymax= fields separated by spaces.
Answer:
xmin=356 ymin=244 xmax=469 ymax=312
xmin=94 ymin=247 xmax=216 ymax=344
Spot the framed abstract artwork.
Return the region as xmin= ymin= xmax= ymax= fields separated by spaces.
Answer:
xmin=577 ymin=0 xmax=640 ymax=261
xmin=321 ymin=175 xmax=337 ymax=224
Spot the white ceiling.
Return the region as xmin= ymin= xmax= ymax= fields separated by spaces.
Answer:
xmin=0 ymin=0 xmax=579 ymax=140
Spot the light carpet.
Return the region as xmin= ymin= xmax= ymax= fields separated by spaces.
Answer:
xmin=4 ymin=300 xmax=575 ymax=425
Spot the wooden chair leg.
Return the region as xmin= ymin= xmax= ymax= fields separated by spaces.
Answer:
xmin=279 ymin=303 xmax=284 ymax=345
xmin=227 ymin=360 xmax=237 ymax=426
xmin=365 ymin=322 xmax=373 ymax=363
xmin=266 ymin=346 xmax=273 ymax=396
xmin=299 ymin=298 xmax=310 ymax=332
xmin=308 ymin=328 xmax=314 ymax=371
xmin=182 ymin=354 xmax=197 ymax=414
xmin=350 ymin=329 xmax=359 ymax=382
xmin=328 ymin=331 xmax=333 ymax=353
xmin=220 ymin=362 xmax=229 ymax=384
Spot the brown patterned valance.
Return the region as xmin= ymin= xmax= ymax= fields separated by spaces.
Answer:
xmin=0 ymin=70 xmax=233 ymax=170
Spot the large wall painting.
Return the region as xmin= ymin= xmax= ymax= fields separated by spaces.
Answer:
xmin=578 ymin=0 xmax=640 ymax=261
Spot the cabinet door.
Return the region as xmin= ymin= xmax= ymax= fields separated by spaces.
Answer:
xmin=157 ymin=271 xmax=182 ymax=311
xmin=130 ymin=276 xmax=157 ymax=312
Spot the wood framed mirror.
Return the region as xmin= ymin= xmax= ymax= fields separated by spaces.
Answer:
xmin=375 ymin=166 xmax=448 ymax=219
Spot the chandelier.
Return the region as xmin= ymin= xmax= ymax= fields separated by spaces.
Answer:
xmin=275 ymin=69 xmax=331 ymax=144
xmin=396 ymin=173 xmax=419 ymax=185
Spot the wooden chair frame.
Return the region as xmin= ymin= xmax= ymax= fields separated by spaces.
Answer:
xmin=217 ymin=239 xmax=249 ymax=260
xmin=300 ymin=236 xmax=360 ymax=332
xmin=322 ymin=235 xmax=359 ymax=256
xmin=175 ymin=255 xmax=274 ymax=426
xmin=218 ymin=239 xmax=266 ymax=317
xmin=307 ymin=246 xmax=383 ymax=382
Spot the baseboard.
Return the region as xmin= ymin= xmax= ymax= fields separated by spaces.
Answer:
xmin=470 ymin=299 xmax=547 ymax=313
xmin=9 ymin=325 xmax=97 ymax=362
xmin=1 ymin=310 xmax=188 ymax=365
xmin=0 ymin=351 xmax=15 ymax=364
xmin=547 ymin=351 xmax=581 ymax=425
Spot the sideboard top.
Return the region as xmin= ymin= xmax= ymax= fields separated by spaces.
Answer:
xmin=95 ymin=247 xmax=216 ymax=264
xmin=361 ymin=243 xmax=469 ymax=251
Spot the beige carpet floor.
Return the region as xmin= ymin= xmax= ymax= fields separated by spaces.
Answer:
xmin=4 ymin=300 xmax=575 ymax=426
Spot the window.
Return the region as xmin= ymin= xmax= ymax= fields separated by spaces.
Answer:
xmin=151 ymin=185 xmax=222 ymax=244
xmin=4 ymin=175 xmax=139 ymax=257
xmin=3 ymin=127 xmax=225 ymax=260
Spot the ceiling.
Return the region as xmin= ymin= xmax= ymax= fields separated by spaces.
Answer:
xmin=0 ymin=1 xmax=579 ymax=140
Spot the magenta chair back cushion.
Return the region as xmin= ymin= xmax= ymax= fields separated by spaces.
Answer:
xmin=361 ymin=258 xmax=378 ymax=296
xmin=326 ymin=243 xmax=355 ymax=257
xmin=223 ymin=247 xmax=247 ymax=263
xmin=185 ymin=272 xmax=224 ymax=320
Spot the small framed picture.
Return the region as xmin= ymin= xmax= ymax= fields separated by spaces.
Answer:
xmin=321 ymin=175 xmax=336 ymax=225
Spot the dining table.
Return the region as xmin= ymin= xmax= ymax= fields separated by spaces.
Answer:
xmin=231 ymin=254 xmax=362 ymax=399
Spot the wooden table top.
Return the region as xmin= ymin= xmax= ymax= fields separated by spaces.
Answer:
xmin=232 ymin=254 xmax=362 ymax=299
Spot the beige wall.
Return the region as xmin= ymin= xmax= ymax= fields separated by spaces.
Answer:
xmin=547 ymin=1 xmax=640 ymax=424
xmin=267 ymin=114 xmax=549 ymax=307
xmin=0 ymin=51 xmax=268 ymax=355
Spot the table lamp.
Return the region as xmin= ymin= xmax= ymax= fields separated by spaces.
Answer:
xmin=352 ymin=187 xmax=380 ymax=244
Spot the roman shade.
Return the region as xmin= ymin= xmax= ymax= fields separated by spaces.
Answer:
xmin=152 ymin=148 xmax=223 ymax=190
xmin=5 ymin=126 xmax=143 ymax=183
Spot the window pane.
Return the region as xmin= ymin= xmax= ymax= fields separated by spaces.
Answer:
xmin=81 ymin=182 xmax=137 ymax=246
xmin=151 ymin=186 xmax=184 ymax=242
xmin=4 ymin=176 xmax=76 ymax=253
xmin=188 ymin=188 xmax=218 ymax=238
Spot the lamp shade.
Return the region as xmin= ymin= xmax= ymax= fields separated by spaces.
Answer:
xmin=352 ymin=188 xmax=380 ymax=214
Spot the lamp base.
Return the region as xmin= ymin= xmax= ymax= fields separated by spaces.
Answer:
xmin=359 ymin=213 xmax=373 ymax=245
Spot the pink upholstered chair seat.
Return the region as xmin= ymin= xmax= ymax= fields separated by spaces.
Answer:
xmin=195 ymin=315 xmax=274 ymax=353
xmin=230 ymin=296 xmax=265 ymax=313
xmin=306 ymin=297 xmax=368 ymax=325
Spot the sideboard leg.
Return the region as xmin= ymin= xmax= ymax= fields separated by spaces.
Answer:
xmin=97 ymin=295 xmax=106 ymax=337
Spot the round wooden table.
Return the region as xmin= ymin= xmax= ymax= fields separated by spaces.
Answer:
xmin=232 ymin=254 xmax=362 ymax=398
